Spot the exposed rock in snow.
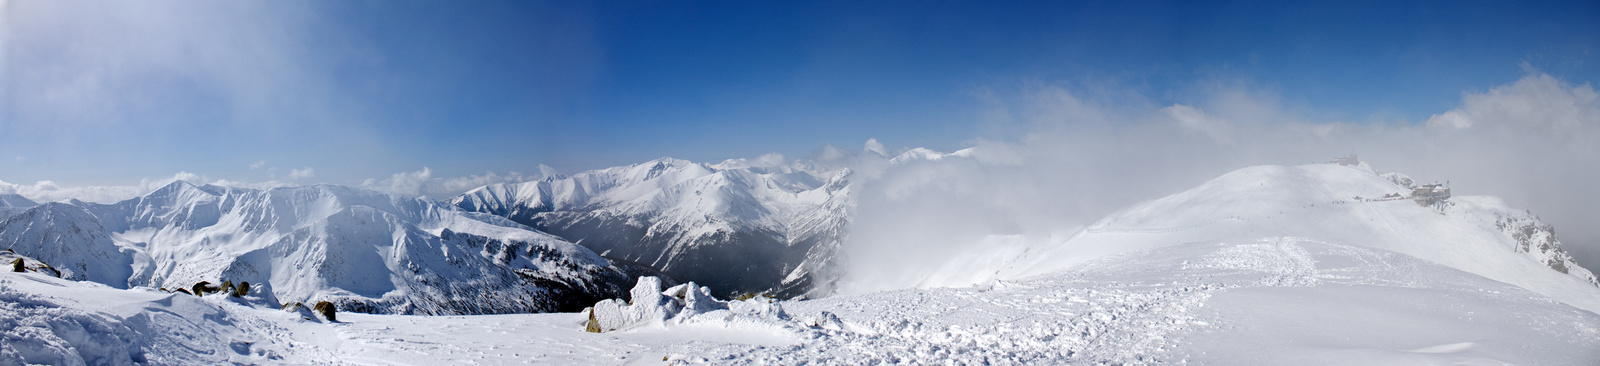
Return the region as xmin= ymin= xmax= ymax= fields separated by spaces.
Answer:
xmin=586 ymin=276 xmax=792 ymax=333
xmin=0 ymin=203 xmax=132 ymax=287
xmin=1 ymin=181 xmax=634 ymax=315
xmin=975 ymin=160 xmax=1600 ymax=314
xmin=4 ymin=156 xmax=1600 ymax=364
xmin=1487 ymin=203 xmax=1598 ymax=285
xmin=452 ymin=157 xmax=853 ymax=298
xmin=9 ymin=234 xmax=1600 ymax=365
xmin=1380 ymin=172 xmax=1415 ymax=188
xmin=0 ymin=273 xmax=341 ymax=365
xmin=1 ymin=250 xmax=61 ymax=278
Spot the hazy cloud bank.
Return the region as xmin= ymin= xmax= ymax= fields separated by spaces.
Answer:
xmin=839 ymin=71 xmax=1600 ymax=293
xmin=0 ymin=166 xmax=551 ymax=204
xmin=1 ymin=1 xmax=387 ymax=183
xmin=0 ymin=172 xmax=297 ymax=204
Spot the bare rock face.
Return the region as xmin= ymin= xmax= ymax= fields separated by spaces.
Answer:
xmin=452 ymin=158 xmax=853 ymax=299
xmin=2 ymin=182 xmax=639 ymax=315
xmin=1495 ymin=211 xmax=1598 ymax=286
xmin=0 ymin=203 xmax=131 ymax=287
xmin=2 ymin=250 xmax=62 ymax=278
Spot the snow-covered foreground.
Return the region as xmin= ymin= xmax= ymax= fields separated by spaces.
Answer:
xmin=6 ymin=236 xmax=1597 ymax=365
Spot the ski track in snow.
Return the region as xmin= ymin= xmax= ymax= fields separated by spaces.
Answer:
xmin=623 ymin=237 xmax=1596 ymax=364
xmin=700 ymin=238 xmax=1304 ymax=364
xmin=237 ymin=237 xmax=1600 ymax=365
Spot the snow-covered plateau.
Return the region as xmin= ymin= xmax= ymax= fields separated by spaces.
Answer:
xmin=3 ymin=157 xmax=1599 ymax=364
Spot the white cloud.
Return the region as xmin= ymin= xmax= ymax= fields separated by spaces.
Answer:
xmin=436 ymin=170 xmax=542 ymax=196
xmin=5 ymin=1 xmax=342 ymax=132
xmin=0 ymin=169 xmax=320 ymax=204
xmin=817 ymin=144 xmax=852 ymax=162
xmin=1162 ymin=104 xmax=1233 ymax=144
xmin=362 ymin=167 xmax=433 ymax=197
xmin=250 ymin=161 xmax=267 ymax=169
xmin=288 ymin=167 xmax=315 ymax=180
xmin=1425 ymin=109 xmax=1474 ymax=129
xmin=0 ymin=172 xmax=205 ymax=204
xmin=1425 ymin=73 xmax=1600 ymax=140
xmin=361 ymin=167 xmax=551 ymax=198
xmin=839 ymin=71 xmax=1600 ymax=293
xmin=863 ymin=138 xmax=889 ymax=157
xmin=208 ymin=179 xmax=297 ymax=191
xmin=752 ymin=153 xmax=787 ymax=168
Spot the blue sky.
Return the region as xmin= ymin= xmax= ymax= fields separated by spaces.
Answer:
xmin=2 ymin=0 xmax=1598 ymax=187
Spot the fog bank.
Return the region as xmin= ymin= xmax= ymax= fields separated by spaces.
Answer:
xmin=839 ymin=72 xmax=1600 ymax=293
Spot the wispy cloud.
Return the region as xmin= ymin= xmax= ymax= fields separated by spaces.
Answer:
xmin=2 ymin=1 xmax=387 ymax=183
xmin=7 ymin=2 xmax=334 ymax=132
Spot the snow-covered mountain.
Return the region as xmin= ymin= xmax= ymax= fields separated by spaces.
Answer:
xmin=453 ymin=150 xmax=1599 ymax=309
xmin=0 ymin=202 xmax=132 ymax=287
xmin=0 ymin=181 xmax=634 ymax=314
xmin=451 ymin=157 xmax=853 ymax=298
xmin=937 ymin=159 xmax=1600 ymax=313
xmin=0 ymin=193 xmax=36 ymax=219
xmin=6 ymin=156 xmax=1600 ymax=364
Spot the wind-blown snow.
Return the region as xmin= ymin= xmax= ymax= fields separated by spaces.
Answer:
xmin=843 ymin=160 xmax=1600 ymax=315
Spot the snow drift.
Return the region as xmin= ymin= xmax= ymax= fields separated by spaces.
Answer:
xmin=584 ymin=276 xmax=793 ymax=334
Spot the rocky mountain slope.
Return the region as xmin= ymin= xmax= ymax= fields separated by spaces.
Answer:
xmin=5 ymin=157 xmax=1600 ymax=364
xmin=0 ymin=182 xmax=633 ymax=314
xmin=0 ymin=193 xmax=36 ymax=218
xmin=451 ymin=157 xmax=853 ymax=298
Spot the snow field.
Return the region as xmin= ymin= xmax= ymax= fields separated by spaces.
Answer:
xmin=3 ymin=160 xmax=1599 ymax=364
xmin=0 ymin=273 xmax=340 ymax=365
xmin=4 ymin=235 xmax=1597 ymax=365
xmin=678 ymin=237 xmax=1599 ymax=364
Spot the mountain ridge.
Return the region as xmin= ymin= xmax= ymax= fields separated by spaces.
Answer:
xmin=451 ymin=156 xmax=853 ymax=298
xmin=0 ymin=181 xmax=635 ymax=314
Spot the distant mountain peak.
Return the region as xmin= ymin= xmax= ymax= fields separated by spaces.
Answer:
xmin=0 ymin=193 xmax=37 ymax=209
xmin=450 ymin=154 xmax=855 ymax=298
